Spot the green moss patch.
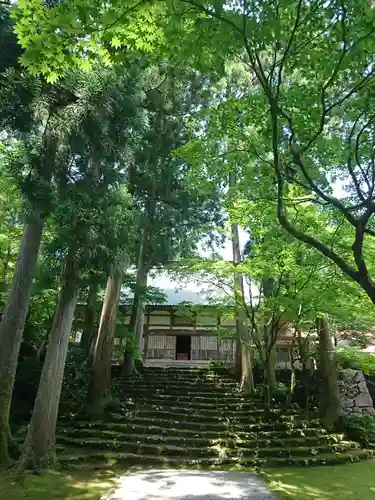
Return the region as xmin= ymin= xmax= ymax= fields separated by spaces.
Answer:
xmin=266 ymin=460 xmax=375 ymax=499
xmin=0 ymin=470 xmax=116 ymax=500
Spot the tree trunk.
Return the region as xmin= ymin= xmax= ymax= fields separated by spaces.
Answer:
xmin=267 ymin=345 xmax=277 ymax=383
xmin=80 ymin=280 xmax=99 ymax=356
xmin=317 ymin=315 xmax=340 ymax=427
xmin=121 ymin=236 xmax=148 ymax=377
xmin=2 ymin=244 xmax=11 ymax=283
xmin=17 ymin=250 xmax=78 ymax=471
xmin=120 ymin=296 xmax=138 ymax=377
xmin=143 ymin=328 xmax=150 ymax=361
xmin=136 ymin=307 xmax=145 ymax=348
xmin=86 ymin=265 xmax=122 ymax=412
xmin=121 ymin=301 xmax=146 ymax=375
xmin=263 ymin=344 xmax=277 ymax=405
xmin=298 ymin=331 xmax=313 ymax=412
xmin=0 ymin=216 xmax=44 ymax=466
xmin=263 ymin=325 xmax=277 ymax=388
xmin=240 ymin=319 xmax=254 ymax=395
xmin=263 ymin=345 xmax=277 ymax=408
xmin=234 ymin=325 xmax=242 ymax=380
xmin=230 ymin=210 xmax=254 ymax=394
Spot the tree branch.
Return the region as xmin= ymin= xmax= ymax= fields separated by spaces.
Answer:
xmin=346 ymin=111 xmax=367 ymax=202
xmin=275 ymin=0 xmax=303 ymax=98
xmin=291 ymin=150 xmax=358 ymax=228
xmin=269 ymin=96 xmax=363 ymax=289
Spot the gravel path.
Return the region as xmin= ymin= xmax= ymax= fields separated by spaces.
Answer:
xmin=103 ymin=469 xmax=277 ymax=500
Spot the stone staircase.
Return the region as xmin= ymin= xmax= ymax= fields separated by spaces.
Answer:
xmin=56 ymin=367 xmax=372 ymax=468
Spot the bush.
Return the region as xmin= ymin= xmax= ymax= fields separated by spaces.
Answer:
xmin=103 ymin=397 xmax=125 ymax=414
xmin=291 ymin=372 xmax=321 ymax=411
xmin=11 ymin=345 xmax=92 ymax=426
xmin=334 ymin=347 xmax=375 ymax=375
xmin=208 ymin=360 xmax=225 ymax=369
xmin=59 ymin=346 xmax=92 ymax=416
xmin=12 ymin=357 xmax=43 ymax=424
xmin=255 ymin=381 xmax=289 ymax=404
xmin=342 ymin=414 xmax=375 ymax=446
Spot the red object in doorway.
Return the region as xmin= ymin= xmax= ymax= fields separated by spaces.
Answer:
xmin=177 ymin=353 xmax=188 ymax=360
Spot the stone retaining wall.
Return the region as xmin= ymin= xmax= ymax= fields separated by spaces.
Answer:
xmin=338 ymin=369 xmax=375 ymax=416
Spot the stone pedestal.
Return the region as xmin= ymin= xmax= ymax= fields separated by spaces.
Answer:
xmin=338 ymin=369 xmax=375 ymax=416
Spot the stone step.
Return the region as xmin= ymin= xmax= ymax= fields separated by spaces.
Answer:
xmin=118 ymin=371 xmax=236 ymax=378
xmin=118 ymin=391 xmax=255 ymax=404
xmin=115 ymin=381 xmax=240 ymax=391
xmin=141 ymin=368 xmax=230 ymax=375
xmin=127 ymin=377 xmax=236 ymax=385
xmin=57 ymin=427 xmax=346 ymax=449
xmin=116 ymin=374 xmax=238 ymax=383
xmin=120 ymin=395 xmax=271 ymax=410
xmin=56 ymin=365 xmax=371 ymax=470
xmin=118 ymin=386 xmax=244 ymax=397
xmin=56 ymin=436 xmax=358 ymax=458
xmin=59 ymin=421 xmax=331 ymax=440
xmin=124 ymin=402 xmax=303 ymax=418
xmin=120 ymin=373 xmax=235 ymax=383
xmin=127 ymin=408 xmax=309 ymax=424
xmin=59 ymin=448 xmax=374 ymax=469
xmin=83 ymin=415 xmax=323 ymax=433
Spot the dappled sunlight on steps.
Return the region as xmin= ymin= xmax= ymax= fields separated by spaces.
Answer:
xmin=55 ymin=367 xmax=372 ymax=469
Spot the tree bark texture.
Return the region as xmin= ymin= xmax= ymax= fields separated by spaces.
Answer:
xmin=17 ymin=250 xmax=78 ymax=471
xmin=0 ymin=217 xmax=44 ymax=466
xmin=230 ymin=215 xmax=254 ymax=393
xmin=234 ymin=326 xmax=242 ymax=381
xmin=87 ymin=265 xmax=122 ymax=410
xmin=317 ymin=315 xmax=340 ymax=427
xmin=80 ymin=281 xmax=99 ymax=356
xmin=121 ymin=235 xmax=148 ymax=376
xmin=143 ymin=327 xmax=150 ymax=361
xmin=265 ymin=343 xmax=277 ymax=385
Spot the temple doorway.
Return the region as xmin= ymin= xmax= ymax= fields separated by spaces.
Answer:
xmin=176 ymin=335 xmax=191 ymax=360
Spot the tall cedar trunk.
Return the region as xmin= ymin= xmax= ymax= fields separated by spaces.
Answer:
xmin=121 ymin=234 xmax=148 ymax=376
xmin=0 ymin=216 xmax=44 ymax=466
xmin=121 ymin=270 xmax=148 ymax=375
xmin=234 ymin=326 xmax=242 ymax=380
xmin=86 ymin=265 xmax=122 ymax=411
xmin=136 ymin=309 xmax=145 ymax=347
xmin=230 ymin=215 xmax=254 ymax=394
xmin=143 ymin=328 xmax=150 ymax=361
xmin=317 ymin=315 xmax=340 ymax=427
xmin=17 ymin=251 xmax=78 ymax=471
xmin=80 ymin=280 xmax=99 ymax=356
xmin=121 ymin=298 xmax=138 ymax=376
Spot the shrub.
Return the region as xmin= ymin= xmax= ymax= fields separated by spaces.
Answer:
xmin=208 ymin=360 xmax=225 ymax=369
xmin=291 ymin=372 xmax=321 ymax=411
xmin=334 ymin=347 xmax=375 ymax=375
xmin=12 ymin=357 xmax=43 ymax=424
xmin=342 ymin=414 xmax=375 ymax=446
xmin=59 ymin=346 xmax=92 ymax=416
xmin=255 ymin=381 xmax=289 ymax=404
xmin=12 ymin=345 xmax=92 ymax=424
xmin=103 ymin=397 xmax=125 ymax=414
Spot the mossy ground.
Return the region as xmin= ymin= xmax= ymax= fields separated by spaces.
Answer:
xmin=265 ymin=460 xmax=375 ymax=499
xmin=0 ymin=469 xmax=117 ymax=499
xmin=2 ymin=461 xmax=375 ymax=499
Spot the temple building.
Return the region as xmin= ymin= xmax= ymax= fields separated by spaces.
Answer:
xmin=114 ymin=304 xmax=299 ymax=369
